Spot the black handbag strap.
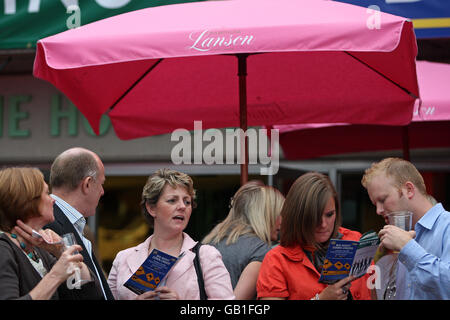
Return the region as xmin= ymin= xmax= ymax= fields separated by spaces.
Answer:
xmin=191 ymin=242 xmax=207 ymax=300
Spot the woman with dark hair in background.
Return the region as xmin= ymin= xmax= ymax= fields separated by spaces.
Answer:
xmin=257 ymin=172 xmax=371 ymax=300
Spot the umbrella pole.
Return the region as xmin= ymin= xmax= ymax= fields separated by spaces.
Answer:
xmin=238 ymin=54 xmax=249 ymax=185
xmin=402 ymin=125 xmax=410 ymax=161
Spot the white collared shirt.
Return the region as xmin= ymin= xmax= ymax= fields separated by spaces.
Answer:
xmin=51 ymin=194 xmax=107 ymax=299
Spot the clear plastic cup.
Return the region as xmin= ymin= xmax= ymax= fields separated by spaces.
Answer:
xmin=387 ymin=211 xmax=413 ymax=231
xmin=61 ymin=233 xmax=84 ymax=289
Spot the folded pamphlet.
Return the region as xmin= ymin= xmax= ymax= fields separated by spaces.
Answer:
xmin=124 ymin=249 xmax=184 ymax=295
xmin=319 ymin=231 xmax=380 ymax=284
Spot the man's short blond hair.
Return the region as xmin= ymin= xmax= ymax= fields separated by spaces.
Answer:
xmin=361 ymin=157 xmax=427 ymax=195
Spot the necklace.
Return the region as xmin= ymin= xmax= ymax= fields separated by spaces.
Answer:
xmin=10 ymin=233 xmax=40 ymax=263
xmin=149 ymin=236 xmax=183 ymax=257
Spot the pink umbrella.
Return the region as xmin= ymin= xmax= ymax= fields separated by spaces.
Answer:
xmin=33 ymin=0 xmax=419 ymax=183
xmin=276 ymin=61 xmax=450 ymax=160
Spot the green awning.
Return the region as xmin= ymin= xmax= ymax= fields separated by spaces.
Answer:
xmin=0 ymin=0 xmax=206 ymax=49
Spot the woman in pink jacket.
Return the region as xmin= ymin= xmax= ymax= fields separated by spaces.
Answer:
xmin=107 ymin=169 xmax=234 ymax=300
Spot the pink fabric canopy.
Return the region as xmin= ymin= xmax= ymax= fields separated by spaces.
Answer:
xmin=33 ymin=0 xmax=419 ymax=141
xmin=276 ymin=60 xmax=450 ymax=160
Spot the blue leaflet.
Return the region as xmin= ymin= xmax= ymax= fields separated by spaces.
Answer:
xmin=124 ymin=249 xmax=184 ymax=295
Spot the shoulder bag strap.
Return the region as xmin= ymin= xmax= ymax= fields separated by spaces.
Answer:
xmin=191 ymin=242 xmax=207 ymax=300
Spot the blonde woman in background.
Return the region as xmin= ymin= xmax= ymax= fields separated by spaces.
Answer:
xmin=203 ymin=182 xmax=285 ymax=299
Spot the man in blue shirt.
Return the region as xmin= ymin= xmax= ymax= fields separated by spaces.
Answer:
xmin=362 ymin=157 xmax=449 ymax=299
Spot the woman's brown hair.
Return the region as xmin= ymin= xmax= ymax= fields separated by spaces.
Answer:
xmin=280 ymin=172 xmax=341 ymax=249
xmin=0 ymin=167 xmax=45 ymax=232
xmin=141 ymin=168 xmax=196 ymax=228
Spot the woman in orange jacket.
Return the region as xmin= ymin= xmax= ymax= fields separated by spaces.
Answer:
xmin=257 ymin=172 xmax=372 ymax=300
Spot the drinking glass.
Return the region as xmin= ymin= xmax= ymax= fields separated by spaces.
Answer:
xmin=62 ymin=233 xmax=79 ymax=254
xmin=382 ymin=211 xmax=412 ymax=299
xmin=387 ymin=211 xmax=412 ymax=231
xmin=61 ymin=233 xmax=90 ymax=289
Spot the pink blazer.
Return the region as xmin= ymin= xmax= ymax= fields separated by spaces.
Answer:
xmin=107 ymin=233 xmax=235 ymax=300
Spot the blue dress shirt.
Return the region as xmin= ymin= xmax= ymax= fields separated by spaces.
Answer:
xmin=398 ymin=203 xmax=450 ymax=299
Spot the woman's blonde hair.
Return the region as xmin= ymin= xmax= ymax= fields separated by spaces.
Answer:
xmin=202 ymin=183 xmax=285 ymax=246
xmin=141 ymin=168 xmax=196 ymax=228
xmin=0 ymin=167 xmax=45 ymax=232
xmin=280 ymin=172 xmax=341 ymax=250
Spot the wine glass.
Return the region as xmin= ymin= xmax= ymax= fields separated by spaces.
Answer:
xmin=61 ymin=233 xmax=91 ymax=289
